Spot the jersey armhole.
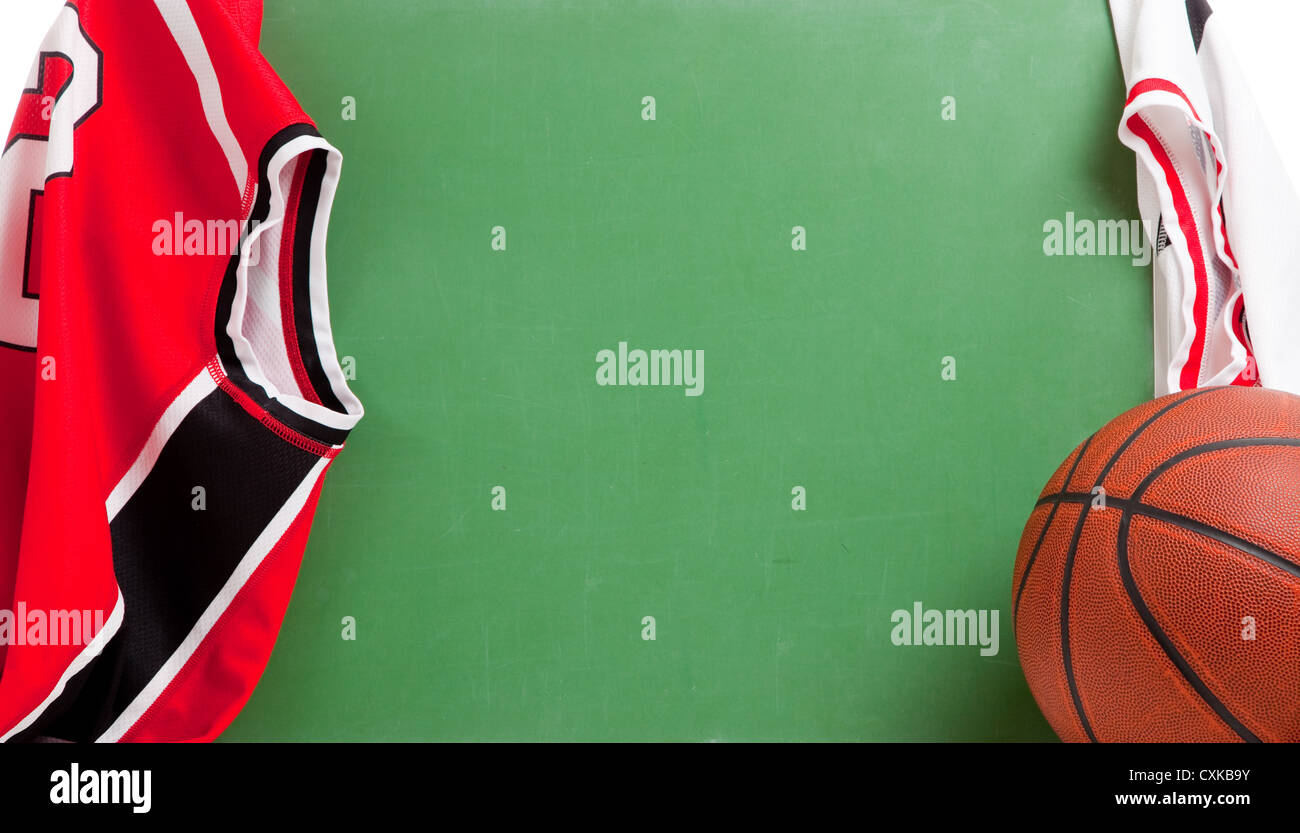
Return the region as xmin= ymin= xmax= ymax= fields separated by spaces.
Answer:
xmin=211 ymin=124 xmax=363 ymax=451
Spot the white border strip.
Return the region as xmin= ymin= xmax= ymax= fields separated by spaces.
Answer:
xmin=152 ymin=0 xmax=248 ymax=196
xmin=306 ymin=145 xmax=364 ymax=418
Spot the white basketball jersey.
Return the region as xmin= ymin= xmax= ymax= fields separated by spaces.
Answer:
xmin=1111 ymin=0 xmax=1300 ymax=396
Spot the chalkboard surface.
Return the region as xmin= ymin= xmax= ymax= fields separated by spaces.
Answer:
xmin=223 ymin=0 xmax=1149 ymax=741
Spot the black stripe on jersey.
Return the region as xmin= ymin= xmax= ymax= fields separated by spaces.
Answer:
xmin=1185 ymin=0 xmax=1212 ymax=52
xmin=22 ymin=191 xmax=42 ymax=300
xmin=214 ymin=123 xmax=351 ymax=447
xmin=10 ymin=387 xmax=319 ymax=742
xmin=290 ymin=148 xmax=347 ymax=413
xmin=265 ymin=397 xmax=348 ymax=447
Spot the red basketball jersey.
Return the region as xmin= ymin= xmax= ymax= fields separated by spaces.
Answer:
xmin=0 ymin=0 xmax=362 ymax=741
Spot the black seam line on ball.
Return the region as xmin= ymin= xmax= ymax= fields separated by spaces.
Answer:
xmin=1059 ymin=387 xmax=1220 ymax=743
xmin=1131 ymin=436 xmax=1300 ymax=503
xmin=1014 ymin=434 xmax=1095 ymax=625
xmin=1122 ymin=434 xmax=1300 ymax=743
xmin=1038 ymin=492 xmax=1300 ymax=580
xmin=1116 ymin=509 xmax=1261 ymax=742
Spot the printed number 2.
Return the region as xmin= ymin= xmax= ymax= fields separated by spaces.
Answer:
xmin=0 ymin=6 xmax=101 ymax=351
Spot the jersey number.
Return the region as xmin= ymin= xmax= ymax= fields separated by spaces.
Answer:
xmin=0 ymin=6 xmax=101 ymax=352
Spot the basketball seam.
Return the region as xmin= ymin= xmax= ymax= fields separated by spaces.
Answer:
xmin=1058 ymin=387 xmax=1220 ymax=743
xmin=1116 ymin=510 xmax=1261 ymax=742
xmin=1037 ymin=492 xmax=1300 ymax=580
xmin=1013 ymin=434 xmax=1095 ymax=625
xmin=1133 ymin=436 xmax=1300 ymax=501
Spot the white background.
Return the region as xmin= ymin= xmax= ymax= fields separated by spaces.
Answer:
xmin=0 ymin=0 xmax=62 ymax=133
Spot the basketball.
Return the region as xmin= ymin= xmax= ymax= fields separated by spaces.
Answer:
xmin=1014 ymin=386 xmax=1300 ymax=742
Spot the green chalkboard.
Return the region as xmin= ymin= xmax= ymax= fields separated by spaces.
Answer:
xmin=222 ymin=0 xmax=1149 ymax=741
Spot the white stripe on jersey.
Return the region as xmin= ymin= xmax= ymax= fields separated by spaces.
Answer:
xmin=152 ymin=0 xmax=249 ymax=197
